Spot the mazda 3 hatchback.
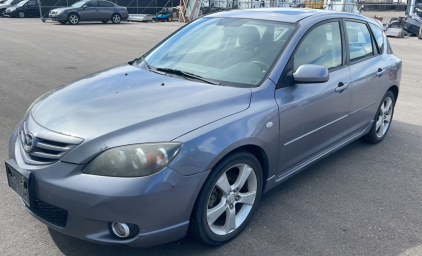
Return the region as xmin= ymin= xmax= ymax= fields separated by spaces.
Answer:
xmin=6 ymin=9 xmax=402 ymax=247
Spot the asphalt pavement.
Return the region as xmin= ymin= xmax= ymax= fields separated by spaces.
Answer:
xmin=0 ymin=18 xmax=422 ymax=256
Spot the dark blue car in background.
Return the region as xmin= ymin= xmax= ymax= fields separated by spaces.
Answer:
xmin=5 ymin=0 xmax=40 ymax=18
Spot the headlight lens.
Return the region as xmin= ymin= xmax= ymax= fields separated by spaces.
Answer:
xmin=82 ymin=143 xmax=183 ymax=177
xmin=56 ymin=10 xmax=64 ymax=14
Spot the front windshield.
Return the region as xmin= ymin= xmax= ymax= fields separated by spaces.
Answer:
xmin=143 ymin=18 xmax=296 ymax=87
xmin=71 ymin=0 xmax=87 ymax=7
xmin=16 ymin=0 xmax=28 ymax=6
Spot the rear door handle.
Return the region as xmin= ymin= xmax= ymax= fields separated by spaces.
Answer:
xmin=376 ymin=68 xmax=386 ymax=76
xmin=335 ymin=82 xmax=350 ymax=92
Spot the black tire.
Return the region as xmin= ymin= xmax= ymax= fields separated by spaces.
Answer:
xmin=189 ymin=150 xmax=263 ymax=246
xmin=59 ymin=21 xmax=66 ymax=24
xmin=111 ymin=13 xmax=121 ymax=24
xmin=0 ymin=9 xmax=5 ymax=17
xmin=67 ymin=13 xmax=79 ymax=25
xmin=101 ymin=20 xmax=108 ymax=23
xmin=361 ymin=90 xmax=395 ymax=144
xmin=17 ymin=11 xmax=25 ymax=18
xmin=167 ymin=16 xmax=172 ymax=22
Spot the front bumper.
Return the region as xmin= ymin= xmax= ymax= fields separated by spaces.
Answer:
xmin=4 ymin=10 xmax=17 ymax=17
xmin=49 ymin=13 xmax=67 ymax=21
xmin=7 ymin=131 xmax=210 ymax=247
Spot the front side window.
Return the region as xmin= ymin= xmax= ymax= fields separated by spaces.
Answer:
xmin=293 ymin=21 xmax=343 ymax=71
xmin=369 ymin=23 xmax=384 ymax=54
xmin=86 ymin=1 xmax=98 ymax=7
xmin=346 ymin=21 xmax=374 ymax=62
xmin=143 ymin=18 xmax=296 ymax=87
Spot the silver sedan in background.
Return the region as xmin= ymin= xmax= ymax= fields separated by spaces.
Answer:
xmin=6 ymin=9 xmax=401 ymax=247
xmin=49 ymin=0 xmax=128 ymax=25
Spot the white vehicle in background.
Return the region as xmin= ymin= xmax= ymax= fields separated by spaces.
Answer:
xmin=323 ymin=0 xmax=357 ymax=13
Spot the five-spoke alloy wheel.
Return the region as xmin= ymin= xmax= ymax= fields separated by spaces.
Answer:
xmin=362 ymin=90 xmax=395 ymax=144
xmin=18 ymin=11 xmax=25 ymax=18
xmin=111 ymin=13 xmax=121 ymax=24
xmin=68 ymin=13 xmax=79 ymax=25
xmin=190 ymin=150 xmax=263 ymax=245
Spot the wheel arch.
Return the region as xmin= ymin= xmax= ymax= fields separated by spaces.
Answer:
xmin=388 ymin=85 xmax=399 ymax=103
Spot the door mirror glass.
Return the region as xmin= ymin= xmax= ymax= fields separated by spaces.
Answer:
xmin=293 ymin=64 xmax=329 ymax=83
xmin=82 ymin=4 xmax=87 ymax=8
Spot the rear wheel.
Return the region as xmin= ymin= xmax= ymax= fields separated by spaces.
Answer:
xmin=190 ymin=150 xmax=263 ymax=245
xmin=68 ymin=13 xmax=79 ymax=25
xmin=361 ymin=90 xmax=395 ymax=144
xmin=18 ymin=11 xmax=25 ymax=18
xmin=111 ymin=13 xmax=121 ymax=24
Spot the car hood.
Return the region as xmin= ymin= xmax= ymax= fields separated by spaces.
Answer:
xmin=31 ymin=64 xmax=251 ymax=143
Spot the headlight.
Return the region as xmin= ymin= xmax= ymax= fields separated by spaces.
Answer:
xmin=56 ymin=10 xmax=64 ymax=14
xmin=82 ymin=143 xmax=183 ymax=177
xmin=9 ymin=8 xmax=15 ymax=11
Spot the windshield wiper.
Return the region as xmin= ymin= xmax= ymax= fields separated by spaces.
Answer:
xmin=155 ymin=68 xmax=222 ymax=85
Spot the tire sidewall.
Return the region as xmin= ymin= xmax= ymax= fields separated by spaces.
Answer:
xmin=368 ymin=91 xmax=396 ymax=143
xmin=18 ymin=11 xmax=25 ymax=18
xmin=194 ymin=151 xmax=263 ymax=244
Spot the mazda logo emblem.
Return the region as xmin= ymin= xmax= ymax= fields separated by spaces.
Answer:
xmin=23 ymin=133 xmax=35 ymax=153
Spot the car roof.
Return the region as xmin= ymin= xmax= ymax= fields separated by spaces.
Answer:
xmin=207 ymin=8 xmax=376 ymax=25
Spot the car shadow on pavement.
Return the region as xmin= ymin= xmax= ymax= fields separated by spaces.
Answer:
xmin=47 ymin=120 xmax=422 ymax=256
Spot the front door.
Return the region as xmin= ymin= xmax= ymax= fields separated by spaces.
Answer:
xmin=79 ymin=0 xmax=99 ymax=20
xmin=25 ymin=0 xmax=39 ymax=17
xmin=274 ymin=20 xmax=352 ymax=179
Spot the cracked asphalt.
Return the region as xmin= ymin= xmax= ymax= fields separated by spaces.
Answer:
xmin=0 ymin=16 xmax=421 ymax=256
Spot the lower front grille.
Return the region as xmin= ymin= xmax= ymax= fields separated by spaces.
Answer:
xmin=26 ymin=199 xmax=68 ymax=228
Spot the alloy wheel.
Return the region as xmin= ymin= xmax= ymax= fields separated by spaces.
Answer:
xmin=1 ymin=9 xmax=5 ymax=16
xmin=69 ymin=14 xmax=78 ymax=25
xmin=112 ymin=14 xmax=121 ymax=23
xmin=376 ymin=97 xmax=393 ymax=138
xmin=206 ymin=163 xmax=257 ymax=235
xmin=18 ymin=11 xmax=24 ymax=18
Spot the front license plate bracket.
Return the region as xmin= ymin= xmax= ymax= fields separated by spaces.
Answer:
xmin=5 ymin=163 xmax=35 ymax=207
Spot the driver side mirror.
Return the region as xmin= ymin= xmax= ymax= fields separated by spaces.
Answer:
xmin=82 ymin=4 xmax=87 ymax=8
xmin=293 ymin=64 xmax=329 ymax=84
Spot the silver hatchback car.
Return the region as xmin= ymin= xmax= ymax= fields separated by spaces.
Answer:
xmin=6 ymin=9 xmax=401 ymax=247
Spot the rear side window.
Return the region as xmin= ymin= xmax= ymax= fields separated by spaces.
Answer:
xmin=99 ymin=1 xmax=113 ymax=7
xmin=293 ymin=21 xmax=343 ymax=71
xmin=345 ymin=21 xmax=374 ymax=62
xmin=369 ymin=23 xmax=384 ymax=54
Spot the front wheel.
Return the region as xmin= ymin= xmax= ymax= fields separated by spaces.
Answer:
xmin=68 ymin=13 xmax=79 ymax=25
xmin=190 ymin=150 xmax=263 ymax=245
xmin=0 ymin=9 xmax=5 ymax=17
xmin=361 ymin=90 xmax=395 ymax=144
xmin=111 ymin=13 xmax=121 ymax=24
xmin=18 ymin=11 xmax=25 ymax=18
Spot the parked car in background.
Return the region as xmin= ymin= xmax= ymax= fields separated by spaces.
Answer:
xmin=0 ymin=0 xmax=21 ymax=17
xmin=4 ymin=0 xmax=39 ymax=18
xmin=6 ymin=9 xmax=401 ymax=247
xmin=49 ymin=0 xmax=128 ymax=25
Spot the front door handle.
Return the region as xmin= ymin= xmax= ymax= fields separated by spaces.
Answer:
xmin=376 ymin=68 xmax=386 ymax=76
xmin=335 ymin=82 xmax=350 ymax=92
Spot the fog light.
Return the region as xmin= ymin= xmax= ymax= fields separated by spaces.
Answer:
xmin=111 ymin=222 xmax=130 ymax=238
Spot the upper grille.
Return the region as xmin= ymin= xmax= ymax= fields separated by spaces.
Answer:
xmin=26 ymin=198 xmax=68 ymax=228
xmin=18 ymin=113 xmax=83 ymax=165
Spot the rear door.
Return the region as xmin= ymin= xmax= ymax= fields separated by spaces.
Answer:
xmin=342 ymin=20 xmax=389 ymax=136
xmin=98 ymin=1 xmax=114 ymax=20
xmin=79 ymin=0 xmax=99 ymax=20
xmin=275 ymin=20 xmax=352 ymax=177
